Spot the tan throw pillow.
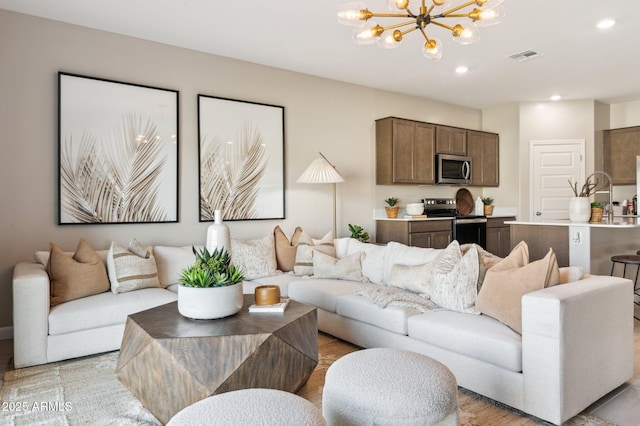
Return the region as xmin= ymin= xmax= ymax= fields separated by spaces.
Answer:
xmin=274 ymin=226 xmax=302 ymax=272
xmin=231 ymin=234 xmax=278 ymax=280
xmin=475 ymin=245 xmax=561 ymax=334
xmin=313 ymin=251 xmax=368 ymax=282
xmin=107 ymin=238 xmax=160 ymax=294
xmin=47 ymin=239 xmax=110 ymax=306
xmin=430 ymin=244 xmax=480 ymax=314
xmin=293 ymin=231 xmax=335 ymax=276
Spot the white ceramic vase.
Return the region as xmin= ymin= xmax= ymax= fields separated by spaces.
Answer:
xmin=178 ymin=282 xmax=244 ymax=320
xmin=569 ymin=197 xmax=591 ymax=222
xmin=206 ymin=210 xmax=231 ymax=255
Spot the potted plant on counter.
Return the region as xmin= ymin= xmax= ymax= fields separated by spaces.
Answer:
xmin=385 ymin=196 xmax=399 ymax=218
xmin=590 ymin=202 xmax=604 ymax=223
xmin=481 ymin=197 xmax=494 ymax=216
xmin=178 ymin=247 xmax=245 ymax=320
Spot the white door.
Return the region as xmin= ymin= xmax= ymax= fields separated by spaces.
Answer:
xmin=530 ymin=140 xmax=585 ymax=221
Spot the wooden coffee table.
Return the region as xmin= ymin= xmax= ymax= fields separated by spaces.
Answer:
xmin=115 ymin=295 xmax=318 ymax=424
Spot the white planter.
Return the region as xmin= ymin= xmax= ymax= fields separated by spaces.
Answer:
xmin=178 ymin=282 xmax=243 ymax=320
xmin=569 ymin=197 xmax=591 ymax=223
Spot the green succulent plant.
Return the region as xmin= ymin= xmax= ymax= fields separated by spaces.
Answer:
xmin=481 ymin=197 xmax=494 ymax=206
xmin=348 ymin=224 xmax=370 ymax=243
xmin=385 ymin=197 xmax=399 ymax=207
xmin=179 ymin=246 xmax=245 ymax=288
xmin=591 ymin=202 xmax=604 ymax=209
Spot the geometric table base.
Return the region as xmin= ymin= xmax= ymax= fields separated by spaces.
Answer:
xmin=115 ymin=296 xmax=318 ymax=424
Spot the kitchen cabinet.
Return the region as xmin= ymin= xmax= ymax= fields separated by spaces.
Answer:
xmin=486 ymin=216 xmax=514 ymax=257
xmin=435 ymin=125 xmax=467 ymax=155
xmin=376 ymin=117 xmax=435 ymax=184
xmin=604 ymin=126 xmax=640 ymax=184
xmin=376 ymin=220 xmax=452 ymax=249
xmin=467 ymin=130 xmax=499 ymax=187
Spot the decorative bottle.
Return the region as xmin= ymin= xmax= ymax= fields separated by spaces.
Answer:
xmin=206 ymin=210 xmax=231 ymax=255
xmin=475 ymin=197 xmax=484 ymax=216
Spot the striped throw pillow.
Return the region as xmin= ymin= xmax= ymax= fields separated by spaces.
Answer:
xmin=107 ymin=238 xmax=160 ymax=294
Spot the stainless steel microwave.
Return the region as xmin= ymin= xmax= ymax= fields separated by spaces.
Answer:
xmin=436 ymin=154 xmax=472 ymax=185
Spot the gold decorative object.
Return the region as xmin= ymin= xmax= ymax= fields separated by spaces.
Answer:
xmin=590 ymin=207 xmax=604 ymax=223
xmin=337 ymin=0 xmax=506 ymax=60
xmin=254 ymin=285 xmax=281 ymax=305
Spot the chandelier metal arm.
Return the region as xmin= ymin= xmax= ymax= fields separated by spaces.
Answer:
xmin=368 ymin=12 xmax=414 ymax=19
xmin=380 ymin=19 xmax=421 ymax=33
xmin=429 ymin=20 xmax=455 ymax=31
xmin=439 ymin=0 xmax=476 ymax=16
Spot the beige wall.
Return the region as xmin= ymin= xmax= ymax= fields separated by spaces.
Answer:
xmin=0 ymin=10 xmax=483 ymax=330
xmin=611 ymin=100 xmax=640 ymax=128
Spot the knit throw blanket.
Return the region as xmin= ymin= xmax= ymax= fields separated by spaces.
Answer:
xmin=355 ymin=286 xmax=441 ymax=312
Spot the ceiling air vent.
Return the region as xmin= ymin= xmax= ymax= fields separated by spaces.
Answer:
xmin=507 ymin=50 xmax=542 ymax=62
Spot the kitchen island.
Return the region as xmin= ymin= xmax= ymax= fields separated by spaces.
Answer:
xmin=507 ymin=217 xmax=640 ymax=275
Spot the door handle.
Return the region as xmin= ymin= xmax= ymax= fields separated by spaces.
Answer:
xmin=536 ymin=211 xmax=542 ymax=216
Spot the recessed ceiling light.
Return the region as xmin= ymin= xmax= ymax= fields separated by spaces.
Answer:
xmin=550 ymin=95 xmax=561 ymax=101
xmin=596 ymin=18 xmax=616 ymax=29
xmin=455 ymin=66 xmax=468 ymax=74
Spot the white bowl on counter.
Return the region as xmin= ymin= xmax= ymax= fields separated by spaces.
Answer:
xmin=406 ymin=203 xmax=424 ymax=215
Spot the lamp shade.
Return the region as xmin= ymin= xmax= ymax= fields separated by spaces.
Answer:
xmin=297 ymin=157 xmax=345 ymax=184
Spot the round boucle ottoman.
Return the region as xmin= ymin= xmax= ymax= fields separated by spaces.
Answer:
xmin=322 ymin=348 xmax=458 ymax=426
xmin=167 ymin=388 xmax=326 ymax=426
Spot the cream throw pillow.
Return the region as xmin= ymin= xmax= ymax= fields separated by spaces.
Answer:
xmin=274 ymin=226 xmax=303 ymax=272
xmin=430 ymin=243 xmax=480 ymax=314
xmin=293 ymin=231 xmax=335 ymax=276
xmin=47 ymin=239 xmax=110 ymax=306
xmin=313 ymin=251 xmax=368 ymax=282
xmin=107 ymin=238 xmax=160 ymax=294
xmin=231 ymin=234 xmax=278 ymax=280
xmin=475 ymin=242 xmax=561 ymax=334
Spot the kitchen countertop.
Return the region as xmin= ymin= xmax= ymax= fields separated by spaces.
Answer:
xmin=373 ymin=208 xmax=516 ymax=221
xmin=507 ymin=217 xmax=640 ymax=228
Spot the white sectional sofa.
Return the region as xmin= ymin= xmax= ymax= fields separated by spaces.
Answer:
xmin=12 ymin=238 xmax=634 ymax=425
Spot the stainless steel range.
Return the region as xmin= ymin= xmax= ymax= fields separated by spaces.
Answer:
xmin=422 ymin=198 xmax=487 ymax=247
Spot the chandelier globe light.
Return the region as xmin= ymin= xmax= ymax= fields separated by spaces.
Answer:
xmin=337 ymin=0 xmax=506 ymax=60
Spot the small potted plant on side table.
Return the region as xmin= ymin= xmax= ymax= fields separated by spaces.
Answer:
xmin=482 ymin=197 xmax=494 ymax=216
xmin=385 ymin=197 xmax=399 ymax=218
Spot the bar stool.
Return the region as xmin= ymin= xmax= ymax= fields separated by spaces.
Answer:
xmin=610 ymin=254 xmax=640 ymax=321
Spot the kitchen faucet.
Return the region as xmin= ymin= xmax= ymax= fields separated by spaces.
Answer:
xmin=585 ymin=171 xmax=613 ymax=221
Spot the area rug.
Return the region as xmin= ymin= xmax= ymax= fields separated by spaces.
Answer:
xmin=1 ymin=351 xmax=616 ymax=426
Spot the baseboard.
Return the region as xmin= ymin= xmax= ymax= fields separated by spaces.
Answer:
xmin=0 ymin=326 xmax=13 ymax=340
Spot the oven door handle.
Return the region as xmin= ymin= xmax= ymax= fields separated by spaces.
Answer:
xmin=455 ymin=218 xmax=487 ymax=224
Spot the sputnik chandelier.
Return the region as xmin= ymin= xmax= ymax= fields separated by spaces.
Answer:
xmin=337 ymin=0 xmax=506 ymax=60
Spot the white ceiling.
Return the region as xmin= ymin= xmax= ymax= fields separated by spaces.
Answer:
xmin=2 ymin=0 xmax=640 ymax=110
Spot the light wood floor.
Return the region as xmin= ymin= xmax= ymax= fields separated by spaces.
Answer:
xmin=1 ymin=325 xmax=639 ymax=425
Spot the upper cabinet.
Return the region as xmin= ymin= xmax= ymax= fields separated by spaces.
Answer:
xmin=435 ymin=125 xmax=467 ymax=155
xmin=376 ymin=117 xmax=435 ymax=185
xmin=467 ymin=130 xmax=499 ymax=187
xmin=604 ymin=126 xmax=640 ymax=185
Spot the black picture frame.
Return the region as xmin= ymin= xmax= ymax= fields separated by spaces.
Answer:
xmin=58 ymin=72 xmax=179 ymax=224
xmin=197 ymin=95 xmax=285 ymax=221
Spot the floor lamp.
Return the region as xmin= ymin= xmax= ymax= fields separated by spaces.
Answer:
xmin=297 ymin=152 xmax=345 ymax=238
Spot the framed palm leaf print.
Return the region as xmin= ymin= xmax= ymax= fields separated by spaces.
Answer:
xmin=197 ymin=95 xmax=285 ymax=221
xmin=58 ymin=72 xmax=179 ymax=224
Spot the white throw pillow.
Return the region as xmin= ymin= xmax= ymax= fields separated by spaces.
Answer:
xmin=231 ymin=234 xmax=278 ymax=280
xmin=293 ymin=231 xmax=335 ymax=276
xmin=107 ymin=238 xmax=161 ymax=294
xmin=388 ymin=262 xmax=435 ymax=295
xmin=153 ymin=246 xmax=196 ymax=287
xmin=382 ymin=242 xmax=440 ymax=285
xmin=342 ymin=238 xmax=386 ymax=285
xmin=430 ymin=243 xmax=480 ymax=314
xmin=313 ymin=250 xmax=368 ymax=282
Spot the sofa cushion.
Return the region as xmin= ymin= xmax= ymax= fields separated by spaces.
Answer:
xmin=475 ymin=242 xmax=560 ymax=334
xmin=335 ymin=238 xmax=386 ymax=285
xmin=288 ymin=279 xmax=363 ymax=313
xmin=107 ymin=239 xmax=161 ymax=294
xmin=293 ymin=231 xmax=335 ymax=276
xmin=430 ymin=244 xmax=480 ymax=314
xmin=47 ymin=239 xmax=110 ymax=306
xmin=274 ymin=226 xmax=303 ymax=272
xmin=313 ymin=251 xmax=368 ymax=282
xmin=154 ymin=246 xmax=196 ymax=287
xmin=336 ymin=292 xmax=422 ymax=335
xmin=382 ymin=242 xmax=440 ymax=285
xmin=231 ymin=234 xmax=278 ymax=280
xmin=407 ymin=310 xmax=523 ymax=372
xmin=48 ymin=288 xmax=177 ymax=335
